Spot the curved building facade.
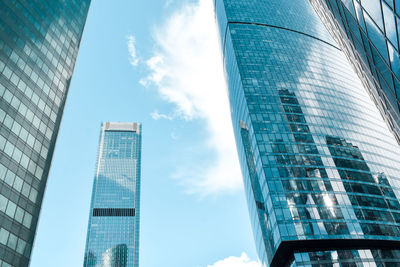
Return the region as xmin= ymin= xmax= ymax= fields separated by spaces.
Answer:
xmin=0 ymin=1 xmax=90 ymax=266
xmin=214 ymin=0 xmax=400 ymax=266
xmin=310 ymin=0 xmax=400 ymax=144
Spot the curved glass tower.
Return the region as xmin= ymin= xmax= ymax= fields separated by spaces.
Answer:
xmin=84 ymin=122 xmax=141 ymax=267
xmin=310 ymin=0 xmax=400 ymax=144
xmin=214 ymin=0 xmax=400 ymax=266
xmin=0 ymin=1 xmax=90 ymax=266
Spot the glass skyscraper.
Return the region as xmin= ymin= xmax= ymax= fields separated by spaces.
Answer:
xmin=215 ymin=0 xmax=400 ymax=266
xmin=310 ymin=0 xmax=400 ymax=144
xmin=84 ymin=122 xmax=141 ymax=267
xmin=0 ymin=1 xmax=90 ymax=266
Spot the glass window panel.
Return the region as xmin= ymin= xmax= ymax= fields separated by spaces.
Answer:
xmin=361 ymin=0 xmax=384 ymax=29
xmin=364 ymin=10 xmax=389 ymax=61
xmin=7 ymin=233 xmax=17 ymax=250
xmin=5 ymin=201 xmax=16 ymax=218
xmin=4 ymin=170 xmax=15 ymax=187
xmin=29 ymin=188 xmax=37 ymax=203
xmin=384 ymin=0 xmax=394 ymax=9
xmin=342 ymin=0 xmax=356 ymax=17
xmin=3 ymin=260 xmax=12 ymax=267
xmin=396 ymin=0 xmax=400 ymax=14
xmin=23 ymin=213 xmax=32 ymax=229
xmin=13 ymin=176 xmax=23 ymax=192
xmin=21 ymin=183 xmax=30 ymax=198
xmin=14 ymin=207 xmax=24 ymax=224
xmin=0 ymin=109 xmax=5 ymax=122
xmin=382 ymin=1 xmax=398 ymax=48
xmin=0 ymin=164 xmax=6 ymax=180
xmin=3 ymin=115 xmax=13 ymax=129
xmin=0 ymin=195 xmax=7 ymax=213
xmin=0 ymin=229 xmax=9 ymax=245
xmin=16 ymin=239 xmax=25 ymax=255
xmin=388 ymin=41 xmax=400 ymax=77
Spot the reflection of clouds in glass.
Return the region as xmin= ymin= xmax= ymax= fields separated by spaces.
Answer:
xmin=341 ymin=0 xmax=352 ymax=10
xmin=388 ymin=44 xmax=400 ymax=76
xmin=85 ymin=125 xmax=140 ymax=267
xmin=363 ymin=12 xmax=388 ymax=61
xmin=99 ymin=159 xmax=137 ymax=193
xmin=381 ymin=3 xmax=397 ymax=44
xmin=362 ymin=0 xmax=383 ymax=29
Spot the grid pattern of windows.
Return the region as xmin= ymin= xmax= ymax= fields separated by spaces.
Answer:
xmin=291 ymin=249 xmax=400 ymax=266
xmin=311 ymin=0 xmax=400 ymax=145
xmin=215 ymin=0 xmax=400 ymax=266
xmin=0 ymin=0 xmax=90 ymax=266
xmin=83 ymin=123 xmax=141 ymax=267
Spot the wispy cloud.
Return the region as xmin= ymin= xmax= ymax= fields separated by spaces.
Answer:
xmin=127 ymin=35 xmax=139 ymax=66
xmin=170 ymin=132 xmax=178 ymax=140
xmin=140 ymin=0 xmax=242 ymax=195
xmin=150 ymin=110 xmax=174 ymax=120
xmin=207 ymin=253 xmax=261 ymax=267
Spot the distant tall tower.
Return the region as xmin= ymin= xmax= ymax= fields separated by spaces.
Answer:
xmin=0 ymin=0 xmax=90 ymax=266
xmin=84 ymin=122 xmax=141 ymax=267
xmin=310 ymin=0 xmax=400 ymax=143
xmin=214 ymin=0 xmax=400 ymax=266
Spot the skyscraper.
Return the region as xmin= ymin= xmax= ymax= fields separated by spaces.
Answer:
xmin=310 ymin=0 xmax=400 ymax=143
xmin=0 ymin=1 xmax=90 ymax=266
xmin=214 ymin=0 xmax=400 ymax=266
xmin=84 ymin=122 xmax=141 ymax=267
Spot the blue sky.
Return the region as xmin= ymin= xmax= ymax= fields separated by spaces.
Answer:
xmin=29 ymin=0 xmax=260 ymax=266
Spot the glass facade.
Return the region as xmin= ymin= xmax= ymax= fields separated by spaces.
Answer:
xmin=214 ymin=0 xmax=400 ymax=266
xmin=0 ymin=1 xmax=90 ymax=266
xmin=83 ymin=122 xmax=141 ymax=267
xmin=310 ymin=0 xmax=400 ymax=144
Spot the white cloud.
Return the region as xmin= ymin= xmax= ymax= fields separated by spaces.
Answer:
xmin=150 ymin=110 xmax=174 ymax=120
xmin=207 ymin=253 xmax=261 ymax=267
xmin=140 ymin=0 xmax=242 ymax=195
xmin=127 ymin=35 xmax=139 ymax=66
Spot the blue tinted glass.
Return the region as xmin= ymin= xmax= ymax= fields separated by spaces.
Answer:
xmin=216 ymin=0 xmax=400 ymax=265
xmin=0 ymin=0 xmax=91 ymax=265
xmin=382 ymin=1 xmax=398 ymax=48
xmin=361 ymin=0 xmax=384 ymax=29
xmin=84 ymin=123 xmax=141 ymax=267
xmin=313 ymin=0 xmax=400 ymax=143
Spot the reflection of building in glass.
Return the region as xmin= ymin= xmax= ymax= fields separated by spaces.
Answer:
xmin=84 ymin=122 xmax=141 ymax=267
xmin=101 ymin=244 xmax=128 ymax=267
xmin=215 ymin=0 xmax=400 ymax=266
xmin=326 ymin=136 xmax=400 ymax=237
xmin=310 ymin=0 xmax=400 ymax=143
xmin=0 ymin=1 xmax=90 ymax=266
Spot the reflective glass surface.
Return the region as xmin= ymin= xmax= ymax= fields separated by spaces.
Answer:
xmin=311 ymin=0 xmax=400 ymax=144
xmin=291 ymin=249 xmax=400 ymax=266
xmin=83 ymin=123 xmax=141 ymax=267
xmin=0 ymin=0 xmax=90 ymax=266
xmin=215 ymin=0 xmax=400 ymax=266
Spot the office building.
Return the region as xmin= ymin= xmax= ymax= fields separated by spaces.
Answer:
xmin=0 ymin=0 xmax=90 ymax=266
xmin=214 ymin=0 xmax=400 ymax=265
xmin=310 ymin=0 xmax=400 ymax=143
xmin=83 ymin=122 xmax=141 ymax=267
